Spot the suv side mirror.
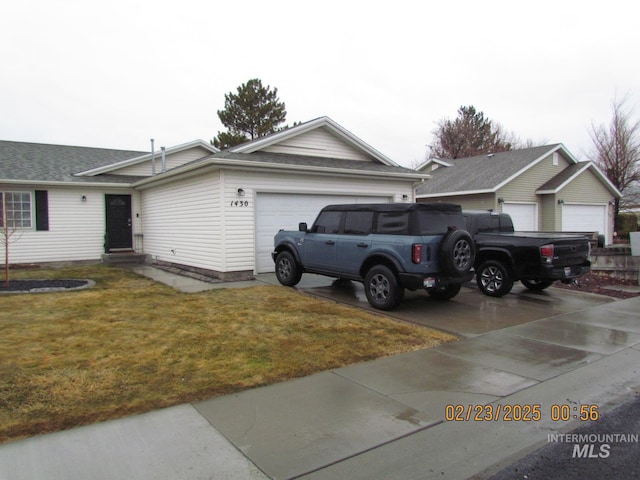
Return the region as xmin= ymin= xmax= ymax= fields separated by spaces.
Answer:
xmin=299 ymin=222 xmax=308 ymax=232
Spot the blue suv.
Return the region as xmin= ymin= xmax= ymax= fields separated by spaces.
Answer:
xmin=272 ymin=203 xmax=475 ymax=310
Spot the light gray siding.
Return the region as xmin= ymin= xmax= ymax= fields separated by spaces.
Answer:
xmin=497 ymin=152 xmax=572 ymax=202
xmin=140 ymin=172 xmax=222 ymax=272
xmin=5 ymin=186 xmax=135 ymax=264
xmin=260 ymin=129 xmax=371 ymax=161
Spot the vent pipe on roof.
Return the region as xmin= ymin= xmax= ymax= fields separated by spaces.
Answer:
xmin=161 ymin=146 xmax=166 ymax=173
xmin=151 ymin=139 xmax=156 ymax=175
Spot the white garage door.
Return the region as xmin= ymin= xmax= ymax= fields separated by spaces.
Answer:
xmin=502 ymin=203 xmax=537 ymax=231
xmin=255 ymin=193 xmax=390 ymax=273
xmin=562 ymin=204 xmax=607 ymax=235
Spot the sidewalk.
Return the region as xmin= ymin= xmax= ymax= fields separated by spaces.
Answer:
xmin=1 ymin=268 xmax=640 ymax=480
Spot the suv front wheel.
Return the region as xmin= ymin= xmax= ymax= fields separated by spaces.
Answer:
xmin=275 ymin=251 xmax=302 ymax=286
xmin=364 ymin=265 xmax=403 ymax=310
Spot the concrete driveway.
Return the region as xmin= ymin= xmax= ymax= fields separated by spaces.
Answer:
xmin=272 ymin=273 xmax=615 ymax=337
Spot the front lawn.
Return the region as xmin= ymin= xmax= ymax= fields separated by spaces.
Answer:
xmin=0 ymin=265 xmax=456 ymax=443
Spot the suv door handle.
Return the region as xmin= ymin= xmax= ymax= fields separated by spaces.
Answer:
xmin=325 ymin=240 xmax=336 ymax=245
xmin=357 ymin=242 xmax=368 ymax=248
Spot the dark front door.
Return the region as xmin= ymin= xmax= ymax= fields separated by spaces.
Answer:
xmin=105 ymin=194 xmax=133 ymax=251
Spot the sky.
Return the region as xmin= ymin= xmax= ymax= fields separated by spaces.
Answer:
xmin=2 ymin=0 xmax=639 ymax=167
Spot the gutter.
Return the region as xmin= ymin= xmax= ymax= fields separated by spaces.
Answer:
xmin=133 ymin=158 xmax=431 ymax=188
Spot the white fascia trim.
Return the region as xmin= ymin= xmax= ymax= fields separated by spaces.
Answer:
xmin=132 ymin=158 xmax=429 ymax=188
xmin=230 ymin=117 xmax=400 ymax=167
xmin=76 ymin=140 xmax=219 ymax=176
xmin=0 ymin=179 xmax=134 ymax=188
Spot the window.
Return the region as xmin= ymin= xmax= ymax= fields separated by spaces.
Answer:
xmin=0 ymin=192 xmax=32 ymax=229
xmin=344 ymin=211 xmax=373 ymax=235
xmin=313 ymin=211 xmax=341 ymax=234
xmin=376 ymin=212 xmax=410 ymax=235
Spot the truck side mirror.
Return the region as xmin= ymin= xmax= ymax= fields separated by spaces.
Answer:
xmin=299 ymin=222 xmax=308 ymax=232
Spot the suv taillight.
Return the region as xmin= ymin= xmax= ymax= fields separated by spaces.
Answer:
xmin=540 ymin=244 xmax=554 ymax=264
xmin=412 ymin=244 xmax=423 ymax=264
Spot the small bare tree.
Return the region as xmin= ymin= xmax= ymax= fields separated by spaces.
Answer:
xmin=1 ymin=191 xmax=23 ymax=288
xmin=588 ymin=94 xmax=640 ymax=223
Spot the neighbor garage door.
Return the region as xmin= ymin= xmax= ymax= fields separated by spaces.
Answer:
xmin=562 ymin=204 xmax=607 ymax=236
xmin=502 ymin=203 xmax=537 ymax=231
xmin=255 ymin=193 xmax=390 ymax=273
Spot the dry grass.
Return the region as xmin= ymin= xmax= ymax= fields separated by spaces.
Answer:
xmin=0 ymin=265 xmax=456 ymax=444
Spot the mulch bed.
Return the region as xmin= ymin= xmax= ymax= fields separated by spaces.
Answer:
xmin=553 ymin=273 xmax=640 ymax=299
xmin=0 ymin=279 xmax=92 ymax=293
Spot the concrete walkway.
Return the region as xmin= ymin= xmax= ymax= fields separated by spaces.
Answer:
xmin=1 ymin=267 xmax=640 ymax=480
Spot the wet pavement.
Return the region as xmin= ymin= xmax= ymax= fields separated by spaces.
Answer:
xmin=2 ymin=268 xmax=640 ymax=480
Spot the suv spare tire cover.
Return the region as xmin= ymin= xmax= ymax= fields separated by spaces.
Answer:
xmin=438 ymin=229 xmax=475 ymax=277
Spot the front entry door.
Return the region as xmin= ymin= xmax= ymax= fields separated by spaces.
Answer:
xmin=105 ymin=194 xmax=133 ymax=251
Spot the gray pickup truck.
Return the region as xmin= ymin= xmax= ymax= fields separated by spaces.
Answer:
xmin=272 ymin=203 xmax=476 ymax=310
xmin=464 ymin=211 xmax=591 ymax=297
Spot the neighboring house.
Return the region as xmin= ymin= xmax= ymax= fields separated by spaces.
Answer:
xmin=415 ymin=144 xmax=621 ymax=244
xmin=0 ymin=117 xmax=429 ymax=278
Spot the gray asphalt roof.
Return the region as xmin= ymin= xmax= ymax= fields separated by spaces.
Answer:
xmin=415 ymin=144 xmax=561 ymax=195
xmin=212 ymin=151 xmax=420 ymax=175
xmin=0 ymin=140 xmax=146 ymax=183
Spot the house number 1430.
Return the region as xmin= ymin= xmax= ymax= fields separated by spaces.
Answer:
xmin=230 ymin=201 xmax=249 ymax=207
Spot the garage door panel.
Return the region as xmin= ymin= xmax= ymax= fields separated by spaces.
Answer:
xmin=502 ymin=203 xmax=536 ymax=231
xmin=562 ymin=205 xmax=607 ymax=235
xmin=256 ymin=193 xmax=390 ymax=273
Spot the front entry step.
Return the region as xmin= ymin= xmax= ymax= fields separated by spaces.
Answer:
xmin=101 ymin=252 xmax=150 ymax=265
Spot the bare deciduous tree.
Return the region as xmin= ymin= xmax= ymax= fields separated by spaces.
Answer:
xmin=588 ymin=95 xmax=640 ymax=221
xmin=428 ymin=106 xmax=522 ymax=160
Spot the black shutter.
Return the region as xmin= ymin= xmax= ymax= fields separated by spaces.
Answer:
xmin=35 ymin=190 xmax=49 ymax=231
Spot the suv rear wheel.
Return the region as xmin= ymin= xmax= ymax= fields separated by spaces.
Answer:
xmin=275 ymin=251 xmax=302 ymax=286
xmin=364 ymin=265 xmax=403 ymax=310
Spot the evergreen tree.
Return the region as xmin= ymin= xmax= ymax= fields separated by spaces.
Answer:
xmin=212 ymin=79 xmax=287 ymax=149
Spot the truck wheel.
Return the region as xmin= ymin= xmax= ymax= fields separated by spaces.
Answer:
xmin=364 ymin=265 xmax=402 ymax=310
xmin=275 ymin=251 xmax=302 ymax=286
xmin=476 ymin=260 xmax=513 ymax=297
xmin=439 ymin=230 xmax=475 ymax=277
xmin=428 ymin=283 xmax=461 ymax=300
xmin=521 ymin=279 xmax=554 ymax=291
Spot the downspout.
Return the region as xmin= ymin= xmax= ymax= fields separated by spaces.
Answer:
xmin=161 ymin=146 xmax=166 ymax=173
xmin=151 ymin=139 xmax=156 ymax=175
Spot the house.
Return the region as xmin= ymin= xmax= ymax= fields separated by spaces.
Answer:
xmin=415 ymin=144 xmax=621 ymax=244
xmin=0 ymin=117 xmax=429 ymax=279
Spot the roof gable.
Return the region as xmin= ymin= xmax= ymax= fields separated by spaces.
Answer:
xmin=537 ymin=161 xmax=621 ymax=197
xmin=229 ymin=117 xmax=399 ymax=167
xmin=416 ymin=144 xmax=571 ymax=197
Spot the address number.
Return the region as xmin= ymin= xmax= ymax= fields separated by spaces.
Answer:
xmin=230 ymin=201 xmax=249 ymax=207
